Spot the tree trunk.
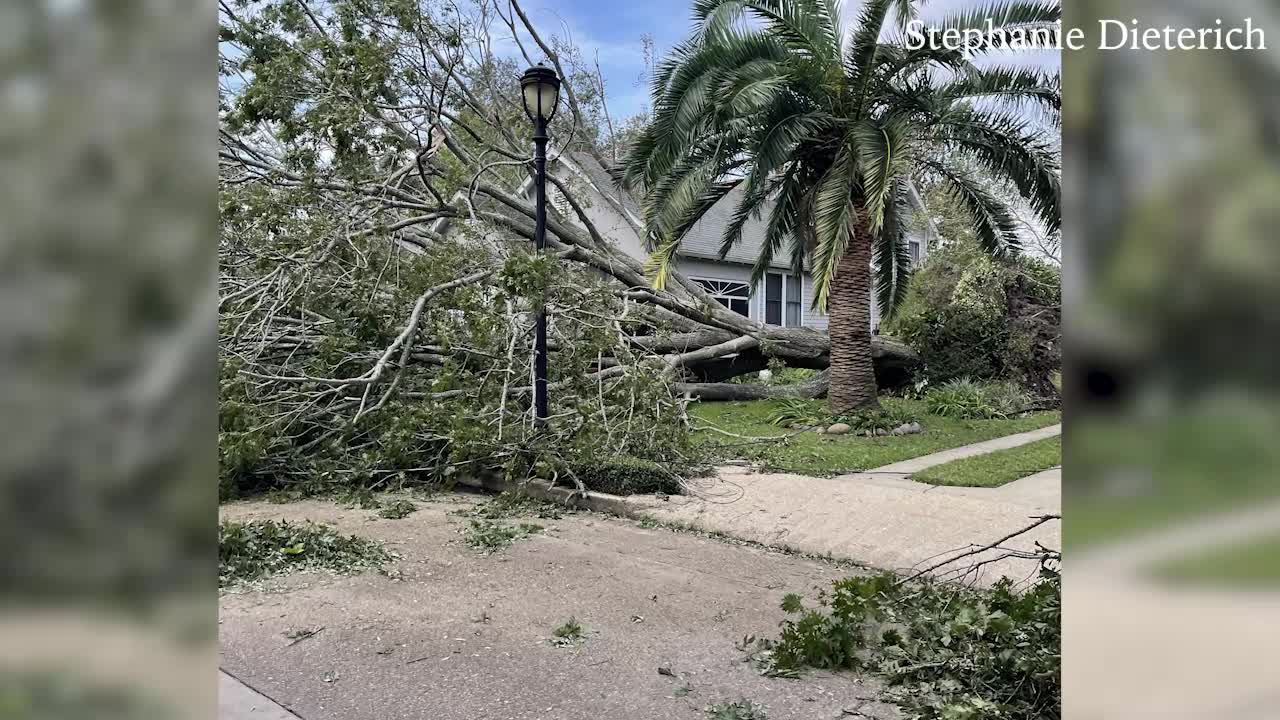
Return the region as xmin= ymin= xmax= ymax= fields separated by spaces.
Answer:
xmin=676 ymin=371 xmax=829 ymax=401
xmin=827 ymin=209 xmax=879 ymax=412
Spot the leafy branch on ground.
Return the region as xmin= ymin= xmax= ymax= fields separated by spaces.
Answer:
xmin=376 ymin=498 xmax=419 ymax=519
xmin=549 ymin=617 xmax=586 ymax=647
xmin=219 ymin=519 xmax=392 ymax=587
xmin=759 ymin=572 xmax=1060 ymax=720
xmin=706 ymin=699 xmax=768 ymax=720
xmin=462 ymin=519 xmax=543 ymax=551
xmin=454 ymin=492 xmax=569 ymax=520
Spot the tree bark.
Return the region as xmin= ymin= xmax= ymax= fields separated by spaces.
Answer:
xmin=676 ymin=371 xmax=829 ymax=401
xmin=628 ymin=326 xmax=917 ymax=387
xmin=827 ymin=209 xmax=880 ymax=412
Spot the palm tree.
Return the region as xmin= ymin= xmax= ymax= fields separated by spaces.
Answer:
xmin=620 ymin=0 xmax=1061 ymax=411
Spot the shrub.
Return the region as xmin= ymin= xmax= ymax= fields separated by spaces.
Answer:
xmin=834 ymin=406 xmax=920 ymax=433
xmin=767 ymin=399 xmax=828 ymax=428
xmin=882 ymin=238 xmax=1060 ymax=397
xmin=925 ymin=378 xmax=1028 ymax=419
xmin=767 ymin=573 xmax=1060 ymax=720
xmin=983 ymin=380 xmax=1032 ymax=415
xmin=567 ymin=456 xmax=683 ymax=496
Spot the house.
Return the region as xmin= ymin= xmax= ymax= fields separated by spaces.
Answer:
xmin=545 ymin=152 xmax=934 ymax=333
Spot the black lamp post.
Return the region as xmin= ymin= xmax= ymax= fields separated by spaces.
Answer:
xmin=519 ymin=64 xmax=560 ymax=426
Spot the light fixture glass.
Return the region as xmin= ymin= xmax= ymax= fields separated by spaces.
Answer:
xmin=519 ymin=65 xmax=560 ymax=122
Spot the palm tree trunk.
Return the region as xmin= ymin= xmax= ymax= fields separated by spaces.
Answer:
xmin=827 ymin=207 xmax=879 ymax=412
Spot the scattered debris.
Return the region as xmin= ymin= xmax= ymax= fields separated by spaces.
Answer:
xmin=376 ymin=499 xmax=418 ymax=519
xmin=219 ymin=519 xmax=392 ymax=587
xmin=462 ymin=520 xmax=543 ymax=551
xmin=706 ymin=699 xmax=768 ymax=719
xmin=549 ymin=617 xmax=586 ymax=648
xmin=284 ymin=626 xmax=325 ymax=646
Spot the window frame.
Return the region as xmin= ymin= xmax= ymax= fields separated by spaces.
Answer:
xmin=763 ymin=272 xmax=804 ymax=328
xmin=691 ymin=276 xmax=752 ymax=319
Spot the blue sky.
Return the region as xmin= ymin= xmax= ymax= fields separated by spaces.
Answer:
xmin=514 ymin=0 xmax=1061 ymax=120
xmin=514 ymin=0 xmax=699 ymax=119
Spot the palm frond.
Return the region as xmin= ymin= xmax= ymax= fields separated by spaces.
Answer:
xmin=809 ymin=144 xmax=860 ymax=310
xmin=851 ymin=116 xmax=912 ymax=233
xmin=939 ymin=65 xmax=1061 ymax=119
xmin=873 ymin=179 xmax=913 ymax=318
xmin=934 ymin=0 xmax=1059 ymax=32
xmin=936 ymin=108 xmax=1060 ymax=234
xmin=626 ymin=29 xmax=786 ymax=190
xmin=644 ymin=234 xmax=683 ymax=291
xmin=930 ymin=0 xmax=1060 ymax=56
xmin=929 ymin=160 xmax=1021 ymax=255
xmin=734 ymin=0 xmax=840 ymax=60
xmin=643 ymin=148 xmax=745 ymax=242
xmin=749 ymin=164 xmax=806 ymax=286
xmin=844 ymin=0 xmax=896 ymax=115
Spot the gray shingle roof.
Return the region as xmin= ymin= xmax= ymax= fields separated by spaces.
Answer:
xmin=563 ymin=151 xmax=932 ymax=272
xmin=565 ymin=151 xmax=790 ymax=269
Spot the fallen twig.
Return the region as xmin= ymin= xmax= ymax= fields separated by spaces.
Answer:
xmin=899 ymin=514 xmax=1061 ymax=586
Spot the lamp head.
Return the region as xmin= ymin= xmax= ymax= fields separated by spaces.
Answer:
xmin=520 ymin=64 xmax=561 ymax=123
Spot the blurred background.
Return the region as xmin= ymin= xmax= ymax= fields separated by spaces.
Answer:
xmin=0 ymin=0 xmax=215 ymax=717
xmin=1066 ymin=0 xmax=1280 ymax=717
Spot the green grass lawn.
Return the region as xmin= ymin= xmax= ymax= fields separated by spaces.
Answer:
xmin=688 ymin=397 xmax=1060 ymax=476
xmin=1067 ymin=410 xmax=1280 ymax=549
xmin=1153 ymin=531 xmax=1280 ymax=589
xmin=912 ymin=436 xmax=1061 ymax=487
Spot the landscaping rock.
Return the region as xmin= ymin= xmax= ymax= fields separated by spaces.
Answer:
xmin=875 ymin=428 xmax=888 ymax=436
xmin=891 ymin=422 xmax=925 ymax=436
xmin=826 ymin=423 xmax=851 ymax=435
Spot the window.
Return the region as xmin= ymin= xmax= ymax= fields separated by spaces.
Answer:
xmin=693 ymin=278 xmax=750 ymax=317
xmin=764 ymin=273 xmax=803 ymax=327
xmin=765 ymin=274 xmax=783 ymax=325
xmin=786 ymin=273 xmax=802 ymax=326
xmin=909 ymin=239 xmax=921 ymax=266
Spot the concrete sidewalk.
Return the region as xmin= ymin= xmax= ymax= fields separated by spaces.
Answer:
xmin=621 ymin=429 xmax=1062 ymax=584
xmin=218 ymin=498 xmax=899 ymax=720
xmin=1067 ymin=500 xmax=1280 ymax=719
xmin=221 ymin=672 xmax=299 ymax=720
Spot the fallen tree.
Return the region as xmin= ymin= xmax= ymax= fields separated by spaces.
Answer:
xmin=216 ymin=0 xmax=916 ymax=495
xmin=676 ymin=372 xmax=830 ymax=402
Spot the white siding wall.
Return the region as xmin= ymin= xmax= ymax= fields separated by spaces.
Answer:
xmin=803 ymin=273 xmax=829 ymax=331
